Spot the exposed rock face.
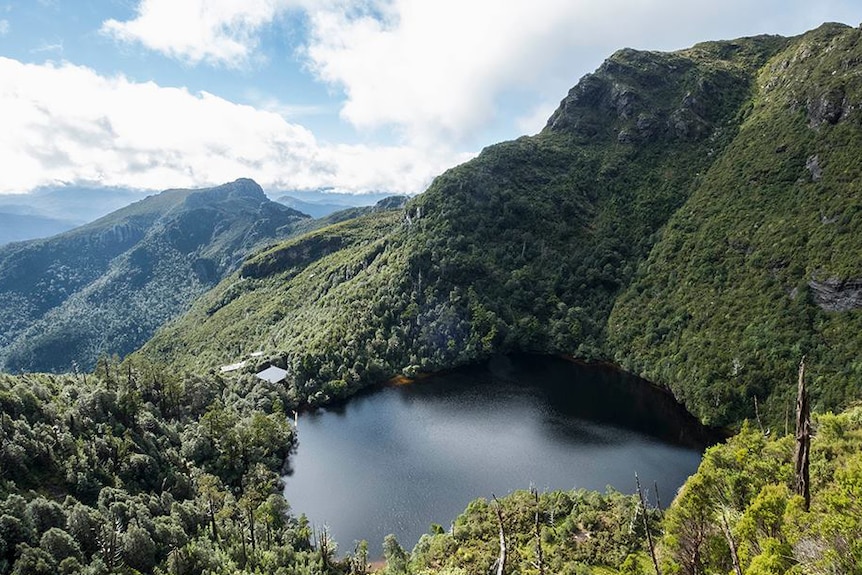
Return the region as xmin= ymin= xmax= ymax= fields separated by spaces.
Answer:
xmin=240 ymin=234 xmax=344 ymax=280
xmin=806 ymin=154 xmax=823 ymax=181
xmin=808 ymin=278 xmax=862 ymax=311
xmin=544 ymin=45 xmax=762 ymax=147
xmin=808 ymin=88 xmax=847 ymax=127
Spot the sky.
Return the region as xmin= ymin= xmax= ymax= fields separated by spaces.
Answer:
xmin=0 ymin=1 xmax=860 ymax=197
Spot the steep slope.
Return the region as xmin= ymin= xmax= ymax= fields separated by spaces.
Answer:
xmin=0 ymin=179 xmax=308 ymax=373
xmin=140 ymin=33 xmax=792 ymax=412
xmin=608 ymin=23 xmax=862 ymax=425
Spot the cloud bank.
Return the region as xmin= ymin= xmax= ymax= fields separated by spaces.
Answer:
xmin=5 ymin=0 xmax=860 ymax=195
xmin=0 ymin=57 xmax=466 ymax=194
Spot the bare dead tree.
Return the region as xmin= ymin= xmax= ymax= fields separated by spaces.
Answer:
xmin=491 ymin=495 xmax=507 ymax=575
xmin=794 ymin=356 xmax=811 ymax=511
xmin=636 ymin=472 xmax=662 ymax=575
xmin=754 ymin=395 xmax=764 ymax=434
xmin=531 ymin=487 xmax=545 ymax=575
xmin=718 ymin=505 xmax=743 ymax=575
xmin=653 ymin=481 xmax=663 ymax=512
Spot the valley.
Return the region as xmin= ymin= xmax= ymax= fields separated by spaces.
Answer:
xmin=2 ymin=20 xmax=862 ymax=575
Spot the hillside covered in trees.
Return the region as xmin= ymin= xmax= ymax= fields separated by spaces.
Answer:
xmin=142 ymin=23 xmax=862 ymax=428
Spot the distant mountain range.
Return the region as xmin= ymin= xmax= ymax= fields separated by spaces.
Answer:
xmin=139 ymin=23 xmax=862 ymax=428
xmin=0 ymin=212 xmax=81 ymax=245
xmin=0 ymin=179 xmax=309 ymax=373
xmin=274 ymin=190 xmax=394 ymax=218
xmin=0 ymin=185 xmax=151 ymax=245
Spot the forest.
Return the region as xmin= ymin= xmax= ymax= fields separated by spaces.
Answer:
xmin=2 ymin=355 xmax=861 ymax=574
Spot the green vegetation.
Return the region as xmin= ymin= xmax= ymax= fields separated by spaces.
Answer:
xmin=6 ymin=20 xmax=862 ymax=575
xmin=4 ymin=354 xmax=862 ymax=574
xmin=392 ymin=405 xmax=862 ymax=575
xmin=140 ymin=32 xmax=801 ymax=421
xmin=608 ymin=23 xmax=862 ymax=425
xmin=141 ymin=24 xmax=862 ymax=428
xmin=0 ymin=358 xmax=362 ymax=574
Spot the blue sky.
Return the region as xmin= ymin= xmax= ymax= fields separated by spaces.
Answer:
xmin=1 ymin=1 xmax=860 ymax=196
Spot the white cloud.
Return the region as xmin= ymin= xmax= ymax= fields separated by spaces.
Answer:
xmin=101 ymin=0 xmax=303 ymax=67
xmin=0 ymin=19 xmax=9 ymax=36
xmin=20 ymin=0 xmax=859 ymax=198
xmin=30 ymin=41 xmax=64 ymax=55
xmin=242 ymin=88 xmax=330 ymax=119
xmin=102 ymin=0 xmax=862 ymax=147
xmin=299 ymin=0 xmax=850 ymax=144
xmin=303 ymin=0 xmax=594 ymax=144
xmin=0 ymin=57 xmax=466 ymax=195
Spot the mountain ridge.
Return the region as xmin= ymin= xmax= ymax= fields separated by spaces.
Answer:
xmin=135 ymin=28 xmax=842 ymax=427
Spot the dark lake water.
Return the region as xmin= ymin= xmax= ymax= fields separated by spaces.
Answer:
xmin=282 ymin=355 xmax=714 ymax=557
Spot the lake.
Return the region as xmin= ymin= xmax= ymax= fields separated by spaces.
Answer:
xmin=282 ymin=354 xmax=715 ymax=556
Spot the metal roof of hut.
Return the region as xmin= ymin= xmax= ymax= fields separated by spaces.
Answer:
xmin=255 ymin=365 xmax=288 ymax=384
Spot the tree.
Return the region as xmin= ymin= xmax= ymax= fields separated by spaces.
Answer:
xmin=351 ymin=540 xmax=369 ymax=575
xmin=195 ymin=473 xmax=227 ymax=541
xmin=635 ymin=473 xmax=661 ymax=575
xmin=531 ymin=487 xmax=545 ymax=575
xmin=65 ymin=504 xmax=99 ymax=558
xmin=660 ymin=474 xmax=716 ymax=575
xmin=39 ymin=528 xmax=81 ymax=564
xmin=383 ymin=534 xmax=409 ymax=575
xmin=491 ymin=495 xmax=507 ymax=575
xmin=10 ymin=545 xmax=56 ymax=575
xmin=239 ymin=463 xmax=278 ymax=558
xmin=25 ymin=498 xmax=66 ymax=537
xmin=123 ymin=524 xmax=156 ymax=572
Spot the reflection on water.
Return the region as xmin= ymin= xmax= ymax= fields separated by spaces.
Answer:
xmin=283 ymin=354 xmax=715 ymax=557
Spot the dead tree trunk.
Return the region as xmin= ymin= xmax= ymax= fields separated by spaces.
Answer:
xmin=531 ymin=488 xmax=545 ymax=575
xmin=794 ymin=356 xmax=811 ymax=511
xmin=718 ymin=506 xmax=743 ymax=575
xmin=754 ymin=395 xmax=765 ymax=434
xmin=636 ymin=473 xmax=662 ymax=575
xmin=492 ymin=495 xmax=507 ymax=575
xmin=208 ymin=497 xmax=219 ymax=541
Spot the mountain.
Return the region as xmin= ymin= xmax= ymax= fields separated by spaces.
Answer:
xmin=0 ymin=212 xmax=81 ymax=245
xmin=139 ymin=24 xmax=862 ymax=427
xmin=607 ymin=23 xmax=862 ymax=424
xmin=274 ymin=189 xmax=395 ymax=218
xmin=0 ymin=178 xmax=309 ymax=373
xmin=0 ymin=185 xmax=150 ymax=227
xmin=275 ymin=195 xmax=355 ymax=218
